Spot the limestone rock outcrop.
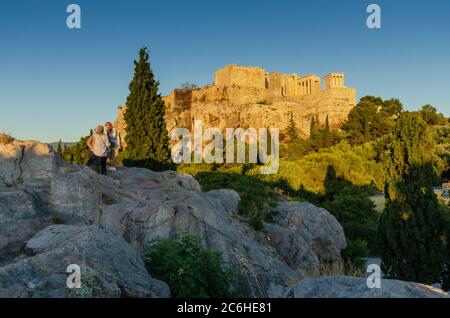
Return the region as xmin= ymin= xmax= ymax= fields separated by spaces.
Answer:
xmin=284 ymin=276 xmax=449 ymax=298
xmin=0 ymin=225 xmax=170 ymax=297
xmin=3 ymin=136 xmax=446 ymax=298
xmin=0 ymin=136 xmax=347 ymax=297
xmin=266 ymin=202 xmax=347 ymax=273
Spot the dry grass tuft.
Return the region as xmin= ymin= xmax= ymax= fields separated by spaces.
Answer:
xmin=301 ymin=258 xmax=363 ymax=278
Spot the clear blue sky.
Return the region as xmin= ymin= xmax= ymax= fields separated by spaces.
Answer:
xmin=0 ymin=0 xmax=449 ymax=142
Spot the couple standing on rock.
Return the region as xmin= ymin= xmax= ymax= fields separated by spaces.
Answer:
xmin=87 ymin=122 xmax=121 ymax=175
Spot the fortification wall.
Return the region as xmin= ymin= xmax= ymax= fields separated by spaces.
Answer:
xmin=214 ymin=64 xmax=266 ymax=89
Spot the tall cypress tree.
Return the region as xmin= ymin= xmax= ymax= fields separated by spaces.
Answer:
xmin=287 ymin=111 xmax=298 ymax=142
xmin=310 ymin=116 xmax=318 ymax=138
xmin=323 ymin=114 xmax=332 ymax=148
xmin=123 ymin=48 xmax=172 ymax=171
xmin=377 ymin=112 xmax=447 ymax=284
xmin=57 ymin=140 xmax=63 ymax=157
xmin=63 ymin=144 xmax=69 ymax=162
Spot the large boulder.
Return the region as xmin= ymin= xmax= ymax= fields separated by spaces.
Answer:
xmin=266 ymin=202 xmax=346 ymax=273
xmin=284 ymin=276 xmax=449 ymax=298
xmin=0 ymin=137 xmax=57 ymax=187
xmin=0 ymin=225 xmax=170 ymax=298
xmin=97 ymin=168 xmax=301 ymax=297
xmin=0 ymin=188 xmax=52 ymax=265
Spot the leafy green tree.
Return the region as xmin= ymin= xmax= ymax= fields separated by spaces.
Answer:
xmin=343 ymin=96 xmax=396 ymax=144
xmin=322 ymin=165 xmax=379 ymax=256
xmin=383 ymin=98 xmax=403 ymax=117
xmin=287 ymin=111 xmax=299 ymax=142
xmin=443 ymin=211 xmax=450 ymax=290
xmin=63 ymin=144 xmax=70 ymax=162
xmin=122 ymin=48 xmax=172 ymax=171
xmin=377 ymin=112 xmax=448 ymax=284
xmin=61 ymin=132 xmax=91 ymax=165
xmin=57 ymin=140 xmax=63 ymax=157
xmin=420 ymin=104 xmax=447 ymax=126
xmin=322 ymin=114 xmax=332 ymax=148
xmin=73 ymin=143 xmax=82 ymax=164
xmin=145 ymin=234 xmax=236 ymax=298
xmin=310 ymin=115 xmax=319 ymax=138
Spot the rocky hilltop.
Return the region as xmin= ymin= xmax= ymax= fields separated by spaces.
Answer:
xmin=0 ymin=134 xmax=448 ymax=298
xmin=115 ymin=65 xmax=356 ymax=149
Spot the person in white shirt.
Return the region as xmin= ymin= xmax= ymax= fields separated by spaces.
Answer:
xmin=87 ymin=125 xmax=110 ymax=175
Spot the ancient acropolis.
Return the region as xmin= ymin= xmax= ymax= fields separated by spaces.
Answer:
xmin=116 ymin=64 xmax=356 ymax=145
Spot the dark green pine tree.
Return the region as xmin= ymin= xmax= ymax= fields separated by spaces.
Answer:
xmin=73 ymin=143 xmax=82 ymax=164
xmin=287 ymin=111 xmax=299 ymax=142
xmin=310 ymin=116 xmax=318 ymax=138
xmin=377 ymin=112 xmax=447 ymax=284
xmin=123 ymin=48 xmax=172 ymax=171
xmin=57 ymin=140 xmax=63 ymax=157
xmin=63 ymin=144 xmax=69 ymax=162
xmin=322 ymin=114 xmax=332 ymax=148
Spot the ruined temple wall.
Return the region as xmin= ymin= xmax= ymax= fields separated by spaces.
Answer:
xmin=214 ymin=65 xmax=266 ymax=89
xmin=267 ymin=72 xmax=282 ymax=96
xmin=319 ymin=87 xmax=356 ymax=104
xmin=324 ymin=73 xmax=345 ymax=89
xmin=189 ymin=84 xmax=269 ymax=105
xmin=281 ymin=75 xmax=298 ymax=96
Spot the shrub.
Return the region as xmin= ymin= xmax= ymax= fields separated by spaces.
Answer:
xmin=178 ymin=163 xmax=279 ymax=230
xmin=144 ymin=234 xmax=237 ymax=298
xmin=341 ymin=239 xmax=369 ymax=269
xmin=264 ymin=141 xmax=383 ymax=195
xmin=323 ymin=193 xmax=379 ymax=254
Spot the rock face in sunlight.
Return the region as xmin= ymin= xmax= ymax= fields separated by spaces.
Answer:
xmin=266 ymin=202 xmax=347 ymax=274
xmin=0 ymin=136 xmax=447 ymax=298
xmin=114 ymin=65 xmax=357 ymax=149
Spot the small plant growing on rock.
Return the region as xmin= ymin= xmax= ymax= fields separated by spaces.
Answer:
xmin=144 ymin=234 xmax=237 ymax=298
xmin=101 ymin=193 xmax=119 ymax=205
xmin=67 ymin=269 xmax=96 ymax=298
